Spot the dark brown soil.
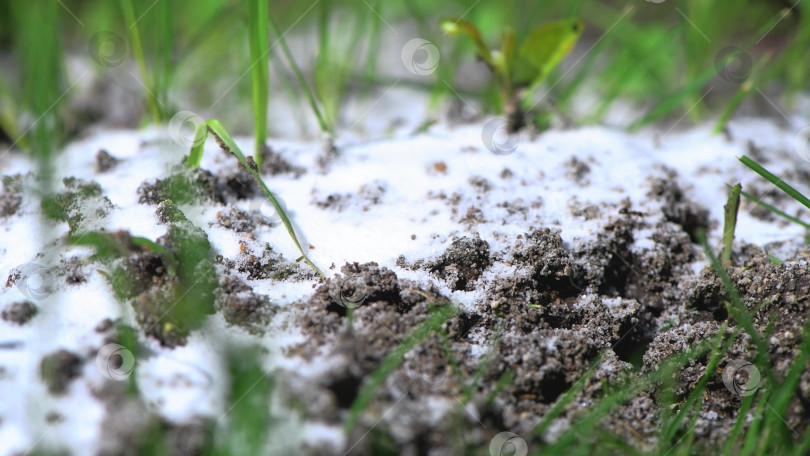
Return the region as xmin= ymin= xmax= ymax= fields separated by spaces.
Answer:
xmin=214 ymin=274 xmax=278 ymax=334
xmin=647 ymin=166 xmax=712 ymax=242
xmin=214 ymin=207 xmax=270 ymax=234
xmin=1 ymin=300 xmax=38 ymax=325
xmin=138 ymin=166 xmax=224 ymax=206
xmin=40 ymin=349 xmax=83 ymax=395
xmin=314 ymin=181 xmax=388 ymax=212
xmin=284 ymin=193 xmax=810 ymax=454
xmin=95 ymin=149 xmax=121 ymax=173
xmin=259 ymin=143 xmax=306 ymax=178
xmin=425 ymin=235 xmax=491 ymax=291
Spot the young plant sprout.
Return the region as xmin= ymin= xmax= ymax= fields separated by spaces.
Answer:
xmin=441 ymin=17 xmax=583 ymax=132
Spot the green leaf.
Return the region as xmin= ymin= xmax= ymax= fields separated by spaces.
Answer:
xmin=440 ymin=18 xmax=495 ymax=68
xmin=518 ymin=18 xmax=584 ymax=86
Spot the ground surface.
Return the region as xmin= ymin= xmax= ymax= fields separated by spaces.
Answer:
xmin=1 ymin=107 xmax=810 ymax=454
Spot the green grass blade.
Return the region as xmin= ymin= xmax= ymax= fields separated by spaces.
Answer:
xmin=188 ymin=119 xmax=324 ymax=277
xmin=247 ymin=0 xmax=270 ymax=165
xmin=739 ymin=155 xmax=810 ymax=211
xmin=630 ymin=6 xmax=792 ymax=131
xmin=155 ymin=0 xmax=172 ymax=113
xmin=628 ymin=68 xmax=714 ymax=131
xmin=714 ymin=52 xmax=773 ymax=134
xmin=722 ymin=183 xmax=742 ymax=266
xmin=120 ymin=0 xmax=162 ymax=124
xmin=345 ymin=304 xmax=458 ymax=433
xmin=545 ymin=339 xmax=715 ymax=452
xmin=759 ymin=311 xmax=810 ymax=451
xmin=268 ymin=14 xmax=330 ymax=135
xmin=721 ymin=392 xmax=757 ymax=456
xmin=532 ymin=351 xmax=605 ymax=439
xmin=186 ymin=122 xmax=209 ymax=168
xmin=360 ymin=0 xmax=384 ymax=103
xmin=662 ymin=322 xmax=734 ymax=447
xmin=11 ymin=0 xmax=63 ymax=163
xmin=739 ymin=188 xmax=810 ymax=229
xmin=700 ymin=231 xmax=774 ymax=385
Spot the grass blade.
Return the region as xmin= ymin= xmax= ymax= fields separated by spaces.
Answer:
xmin=630 ymin=6 xmax=793 ymax=131
xmin=11 ymin=0 xmax=63 ymax=163
xmin=247 ymin=0 xmax=270 ymax=165
xmin=739 ymin=188 xmax=810 ymax=230
xmin=532 ymin=351 xmax=605 ymax=439
xmin=714 ymin=52 xmax=773 ymax=134
xmin=722 ymin=183 xmax=742 ymax=266
xmin=187 ymin=119 xmax=324 ymax=277
xmin=699 ymin=231 xmax=774 ymax=386
xmin=739 ymin=155 xmax=810 ymax=211
xmin=120 ymin=0 xmax=162 ymax=124
xmin=268 ymin=14 xmax=330 ymax=136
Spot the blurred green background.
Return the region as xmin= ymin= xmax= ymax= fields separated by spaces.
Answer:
xmin=0 ymin=0 xmax=807 ymax=157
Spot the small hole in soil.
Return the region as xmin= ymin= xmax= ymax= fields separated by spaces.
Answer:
xmin=713 ymin=306 xmax=728 ymax=321
xmin=613 ymin=323 xmax=653 ymax=368
xmin=539 ymin=370 xmax=571 ymax=403
xmin=325 ymin=301 xmax=348 ymax=317
xmin=328 ymin=374 xmax=361 ymax=409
